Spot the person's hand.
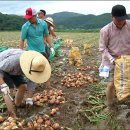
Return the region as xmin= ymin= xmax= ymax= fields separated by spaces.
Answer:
xmin=110 ymin=58 xmax=115 ymax=64
xmin=53 ymin=37 xmax=57 ymax=43
xmin=50 ymin=47 xmax=55 ymax=56
xmin=110 ymin=56 xmax=121 ymax=65
xmin=116 ymin=56 xmax=121 ymax=59
xmin=8 ymin=111 xmax=16 ymax=118
xmin=1 ymin=83 xmax=10 ymax=95
xmin=25 ymin=98 xmax=33 ymax=106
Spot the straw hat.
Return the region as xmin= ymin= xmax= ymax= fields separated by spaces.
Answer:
xmin=20 ymin=51 xmax=51 ymax=83
xmin=45 ymin=17 xmax=55 ymax=27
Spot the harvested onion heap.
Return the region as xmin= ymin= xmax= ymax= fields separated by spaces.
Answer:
xmin=0 ymin=114 xmax=61 ymax=130
xmin=0 ymin=116 xmax=19 ymax=130
xmin=61 ymin=72 xmax=98 ymax=87
xmin=27 ymin=114 xmax=60 ymax=130
xmin=33 ymin=89 xmax=65 ymax=106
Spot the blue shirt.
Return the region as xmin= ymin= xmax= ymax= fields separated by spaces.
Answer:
xmin=21 ymin=18 xmax=49 ymax=52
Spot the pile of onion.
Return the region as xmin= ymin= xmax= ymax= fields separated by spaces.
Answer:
xmin=0 ymin=114 xmax=61 ymax=130
xmin=0 ymin=117 xmax=18 ymax=130
xmin=27 ymin=114 xmax=60 ymax=130
xmin=61 ymin=72 xmax=98 ymax=87
xmin=33 ymin=89 xmax=65 ymax=106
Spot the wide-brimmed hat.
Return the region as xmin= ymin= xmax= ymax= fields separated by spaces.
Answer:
xmin=20 ymin=51 xmax=51 ymax=83
xmin=23 ymin=8 xmax=37 ymax=20
xmin=111 ymin=5 xmax=129 ymax=21
xmin=45 ymin=17 xmax=55 ymax=27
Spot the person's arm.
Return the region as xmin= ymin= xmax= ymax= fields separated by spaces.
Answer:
xmin=0 ymin=55 xmax=19 ymax=117
xmin=46 ymin=34 xmax=52 ymax=47
xmin=0 ymin=75 xmax=15 ymax=117
xmin=46 ymin=34 xmax=55 ymax=56
xmin=99 ymin=28 xmax=115 ymax=63
xmin=25 ymin=80 xmax=36 ymax=106
xmin=49 ymin=27 xmax=56 ymax=38
xmin=19 ymin=24 xmax=27 ymax=50
xmin=43 ymin=22 xmax=55 ymax=56
xmin=19 ymin=40 xmax=25 ymax=49
xmin=43 ymin=22 xmax=52 ymax=47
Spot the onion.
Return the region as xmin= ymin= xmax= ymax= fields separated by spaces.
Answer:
xmin=27 ymin=122 xmax=33 ymax=128
xmin=45 ymin=120 xmax=51 ymax=126
xmin=0 ymin=116 xmax=4 ymax=122
xmin=55 ymin=100 xmax=60 ymax=105
xmin=52 ymin=123 xmax=60 ymax=130
xmin=37 ymin=118 xmax=43 ymax=124
xmin=43 ymin=114 xmax=50 ymax=120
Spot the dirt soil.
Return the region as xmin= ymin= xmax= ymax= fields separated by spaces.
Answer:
xmin=1 ymin=35 xmax=130 ymax=130
xmin=32 ymin=45 xmax=130 ymax=130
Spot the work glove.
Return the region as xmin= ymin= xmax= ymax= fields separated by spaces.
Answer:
xmin=1 ymin=83 xmax=10 ymax=95
xmin=50 ymin=47 xmax=55 ymax=56
xmin=25 ymin=98 xmax=33 ymax=106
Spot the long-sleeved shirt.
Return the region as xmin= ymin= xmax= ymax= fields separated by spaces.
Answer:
xmin=99 ymin=20 xmax=130 ymax=69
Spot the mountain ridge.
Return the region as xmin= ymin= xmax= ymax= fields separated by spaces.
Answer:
xmin=0 ymin=11 xmax=129 ymax=30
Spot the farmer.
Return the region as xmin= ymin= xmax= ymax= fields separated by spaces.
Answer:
xmin=37 ymin=9 xmax=46 ymax=20
xmin=0 ymin=49 xmax=51 ymax=117
xmin=43 ymin=17 xmax=57 ymax=58
xmin=20 ymin=8 xmax=55 ymax=56
xmin=19 ymin=8 xmax=54 ymax=95
xmin=45 ymin=17 xmax=57 ymax=38
xmin=99 ymin=4 xmax=130 ymax=109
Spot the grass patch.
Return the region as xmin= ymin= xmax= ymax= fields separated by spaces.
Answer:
xmin=55 ymin=29 xmax=100 ymax=33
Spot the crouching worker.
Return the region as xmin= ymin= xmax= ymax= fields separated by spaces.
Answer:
xmin=0 ymin=49 xmax=51 ymax=117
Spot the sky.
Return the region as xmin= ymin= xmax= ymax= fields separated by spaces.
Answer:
xmin=0 ymin=1 xmax=130 ymax=15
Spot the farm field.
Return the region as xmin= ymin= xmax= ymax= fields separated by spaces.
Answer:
xmin=0 ymin=31 xmax=130 ymax=130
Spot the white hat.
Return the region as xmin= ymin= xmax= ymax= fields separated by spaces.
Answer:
xmin=20 ymin=51 xmax=51 ymax=83
xmin=45 ymin=17 xmax=55 ymax=27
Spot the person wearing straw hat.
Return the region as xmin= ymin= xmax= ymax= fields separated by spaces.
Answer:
xmin=0 ymin=48 xmax=51 ymax=117
xmin=99 ymin=4 xmax=130 ymax=110
xmin=44 ymin=17 xmax=57 ymax=58
xmin=45 ymin=17 xmax=57 ymax=38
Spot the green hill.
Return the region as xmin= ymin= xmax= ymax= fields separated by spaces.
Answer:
xmin=47 ymin=11 xmax=85 ymax=20
xmin=50 ymin=13 xmax=112 ymax=30
xmin=0 ymin=11 xmax=129 ymax=31
xmin=0 ymin=12 xmax=26 ymax=31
